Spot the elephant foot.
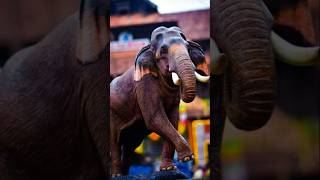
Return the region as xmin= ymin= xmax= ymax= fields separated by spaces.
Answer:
xmin=178 ymin=154 xmax=194 ymax=163
xmin=111 ymin=174 xmax=122 ymax=177
xmin=177 ymin=146 xmax=194 ymax=163
xmin=111 ymin=165 xmax=122 ymax=177
xmin=160 ymin=161 xmax=177 ymax=171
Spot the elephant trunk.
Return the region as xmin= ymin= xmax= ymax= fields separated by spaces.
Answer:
xmin=169 ymin=44 xmax=196 ymax=103
xmin=213 ymin=0 xmax=276 ymax=130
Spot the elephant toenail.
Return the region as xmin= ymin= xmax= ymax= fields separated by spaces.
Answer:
xmin=112 ymin=174 xmax=121 ymax=177
xmin=184 ymin=156 xmax=190 ymax=161
xmin=166 ymin=166 xmax=173 ymax=170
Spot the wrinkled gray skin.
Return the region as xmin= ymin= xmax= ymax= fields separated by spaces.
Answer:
xmin=0 ymin=0 xmax=109 ymax=179
xmin=110 ymin=27 xmax=207 ymax=176
xmin=212 ymin=0 xmax=276 ymax=130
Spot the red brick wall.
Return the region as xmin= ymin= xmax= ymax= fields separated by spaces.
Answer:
xmin=110 ymin=51 xmax=137 ymax=75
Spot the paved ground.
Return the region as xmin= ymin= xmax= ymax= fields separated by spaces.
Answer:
xmin=111 ymin=170 xmax=189 ymax=180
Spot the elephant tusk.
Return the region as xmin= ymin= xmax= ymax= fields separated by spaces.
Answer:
xmin=195 ymin=71 xmax=210 ymax=83
xmin=271 ymin=31 xmax=319 ymax=66
xmin=172 ymin=72 xmax=181 ymax=85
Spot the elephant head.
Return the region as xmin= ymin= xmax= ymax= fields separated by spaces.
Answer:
xmin=134 ymin=26 xmax=210 ymax=103
xmin=212 ymin=0 xmax=319 ymax=130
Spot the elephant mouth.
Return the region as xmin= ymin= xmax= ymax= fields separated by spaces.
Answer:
xmin=161 ymin=72 xmax=179 ymax=88
xmin=170 ymin=70 xmax=210 ymax=103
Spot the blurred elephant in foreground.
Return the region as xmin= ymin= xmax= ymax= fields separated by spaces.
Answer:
xmin=110 ymin=26 xmax=210 ymax=176
xmin=0 ymin=0 xmax=109 ymax=179
xmin=211 ymin=0 xmax=319 ymax=130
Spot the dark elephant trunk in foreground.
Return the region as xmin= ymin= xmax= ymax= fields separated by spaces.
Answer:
xmin=213 ymin=0 xmax=276 ymax=130
xmin=170 ymin=45 xmax=196 ymax=103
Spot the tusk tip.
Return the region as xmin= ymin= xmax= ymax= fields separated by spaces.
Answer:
xmin=195 ymin=71 xmax=210 ymax=83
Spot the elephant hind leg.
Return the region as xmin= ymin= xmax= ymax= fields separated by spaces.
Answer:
xmin=120 ymin=120 xmax=150 ymax=175
xmin=121 ymin=146 xmax=136 ymax=175
xmin=110 ymin=112 xmax=122 ymax=176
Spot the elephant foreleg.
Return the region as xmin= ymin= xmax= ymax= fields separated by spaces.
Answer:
xmin=135 ymin=75 xmax=193 ymax=163
xmin=160 ymin=141 xmax=177 ymax=171
xmin=110 ymin=133 xmax=121 ymax=176
xmin=147 ymin=110 xmax=192 ymax=162
xmin=160 ymin=106 xmax=179 ymax=171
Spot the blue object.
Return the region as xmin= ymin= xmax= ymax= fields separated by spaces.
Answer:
xmin=175 ymin=160 xmax=193 ymax=178
xmin=129 ymin=165 xmax=153 ymax=175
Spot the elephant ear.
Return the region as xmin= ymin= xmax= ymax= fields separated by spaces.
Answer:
xmin=134 ymin=45 xmax=158 ymax=81
xmin=76 ymin=0 xmax=108 ymax=64
xmin=188 ymin=40 xmax=209 ymax=75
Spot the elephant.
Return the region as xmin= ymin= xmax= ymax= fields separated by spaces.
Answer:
xmin=211 ymin=0 xmax=319 ymax=130
xmin=110 ymin=26 xmax=210 ymax=176
xmin=211 ymin=0 xmax=319 ymax=178
xmin=0 ymin=0 xmax=109 ymax=179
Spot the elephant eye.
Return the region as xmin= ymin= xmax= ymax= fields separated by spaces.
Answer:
xmin=160 ymin=45 xmax=168 ymax=54
xmin=180 ymin=33 xmax=186 ymax=40
xmin=156 ymin=34 xmax=163 ymax=42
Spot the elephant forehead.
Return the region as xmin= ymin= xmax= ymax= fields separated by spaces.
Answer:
xmin=151 ymin=26 xmax=167 ymax=39
xmin=169 ymin=26 xmax=183 ymax=33
xmin=151 ymin=26 xmax=185 ymax=41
